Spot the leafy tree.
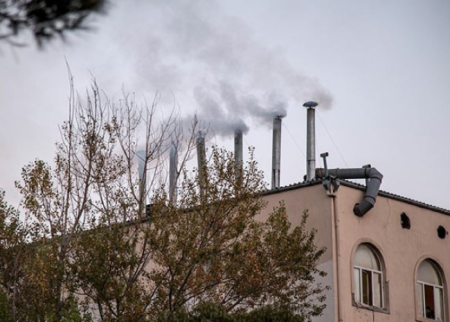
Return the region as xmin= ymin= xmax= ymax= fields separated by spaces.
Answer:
xmin=0 ymin=0 xmax=107 ymax=47
xmin=148 ymin=148 xmax=326 ymax=320
xmin=0 ymin=189 xmax=30 ymax=321
xmin=157 ymin=302 xmax=307 ymax=322
xmin=0 ymin=79 xmax=328 ymax=321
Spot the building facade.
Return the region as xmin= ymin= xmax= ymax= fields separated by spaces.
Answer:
xmin=260 ymin=179 xmax=450 ymax=322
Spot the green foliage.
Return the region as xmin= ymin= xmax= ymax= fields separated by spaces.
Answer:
xmin=238 ymin=305 xmax=305 ymax=322
xmin=157 ymin=302 xmax=305 ymax=322
xmin=190 ymin=302 xmax=235 ymax=322
xmin=0 ymin=291 xmax=12 ymax=322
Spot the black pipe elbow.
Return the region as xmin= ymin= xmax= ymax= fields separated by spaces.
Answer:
xmin=353 ymin=200 xmax=374 ymax=217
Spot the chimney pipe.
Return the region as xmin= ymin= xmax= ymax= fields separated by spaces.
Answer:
xmin=136 ymin=149 xmax=147 ymax=194
xmin=234 ymin=129 xmax=243 ymax=166
xmin=169 ymin=143 xmax=178 ymax=204
xmin=272 ymin=116 xmax=282 ymax=189
xmin=304 ymin=101 xmax=318 ymax=181
xmin=234 ymin=129 xmax=244 ymax=183
xmin=136 ymin=150 xmax=147 ymax=211
xmin=196 ymin=131 xmax=206 ymax=192
xmin=137 ymin=150 xmax=146 ymax=184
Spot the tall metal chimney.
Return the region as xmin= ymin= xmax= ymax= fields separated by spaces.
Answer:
xmin=303 ymin=101 xmax=318 ymax=181
xmin=196 ymin=131 xmax=206 ymax=191
xmin=196 ymin=130 xmax=206 ymax=169
xmin=234 ymin=129 xmax=243 ymax=167
xmin=169 ymin=143 xmax=178 ymax=204
xmin=136 ymin=150 xmax=146 ymax=189
xmin=272 ymin=116 xmax=282 ymax=189
xmin=136 ymin=150 xmax=147 ymax=212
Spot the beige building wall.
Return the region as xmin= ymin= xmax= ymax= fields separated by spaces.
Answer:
xmin=335 ymin=185 xmax=450 ymax=322
xmin=260 ymin=182 xmax=450 ymax=322
xmin=261 ymin=184 xmax=336 ymax=322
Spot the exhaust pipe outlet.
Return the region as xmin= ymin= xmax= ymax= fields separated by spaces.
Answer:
xmin=315 ymin=167 xmax=383 ymax=217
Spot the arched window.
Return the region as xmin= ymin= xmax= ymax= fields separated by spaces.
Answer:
xmin=416 ymin=260 xmax=445 ymax=321
xmin=353 ymin=244 xmax=384 ymax=308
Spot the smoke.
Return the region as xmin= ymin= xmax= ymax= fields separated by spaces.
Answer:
xmin=103 ymin=0 xmax=333 ymax=137
xmin=193 ymin=85 xmax=249 ymax=136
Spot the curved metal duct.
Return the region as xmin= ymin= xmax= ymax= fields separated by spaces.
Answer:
xmin=316 ymin=167 xmax=383 ymax=217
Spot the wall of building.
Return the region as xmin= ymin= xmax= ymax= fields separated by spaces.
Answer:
xmin=334 ymin=185 xmax=450 ymax=322
xmin=261 ymin=184 xmax=336 ymax=322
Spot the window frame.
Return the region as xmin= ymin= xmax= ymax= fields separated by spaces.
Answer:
xmin=352 ymin=242 xmax=389 ymax=313
xmin=416 ymin=259 xmax=446 ymax=322
xmin=354 ymin=264 xmax=383 ymax=307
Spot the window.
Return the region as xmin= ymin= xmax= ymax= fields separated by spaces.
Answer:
xmin=417 ymin=260 xmax=445 ymax=321
xmin=353 ymin=244 xmax=384 ymax=308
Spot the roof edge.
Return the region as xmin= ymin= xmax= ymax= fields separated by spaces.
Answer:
xmin=263 ymin=179 xmax=450 ymax=216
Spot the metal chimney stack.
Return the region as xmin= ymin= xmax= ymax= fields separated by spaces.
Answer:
xmin=271 ymin=116 xmax=282 ymax=189
xmin=136 ymin=150 xmax=147 ymax=210
xmin=169 ymin=143 xmax=178 ymax=204
xmin=137 ymin=150 xmax=146 ymax=184
xmin=303 ymin=101 xmax=318 ymax=181
xmin=234 ymin=129 xmax=243 ymax=167
xmin=196 ymin=131 xmax=206 ymax=189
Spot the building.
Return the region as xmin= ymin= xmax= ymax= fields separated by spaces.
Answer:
xmin=258 ymin=175 xmax=450 ymax=322
xmin=238 ymin=102 xmax=449 ymax=322
xmin=193 ymin=102 xmax=450 ymax=321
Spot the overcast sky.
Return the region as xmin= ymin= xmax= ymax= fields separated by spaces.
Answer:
xmin=1 ymin=0 xmax=449 ymax=210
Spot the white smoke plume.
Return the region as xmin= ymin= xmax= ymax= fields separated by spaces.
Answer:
xmin=102 ymin=0 xmax=333 ymax=137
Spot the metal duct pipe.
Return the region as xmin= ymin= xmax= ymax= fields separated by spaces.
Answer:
xmin=272 ymin=116 xmax=282 ymax=189
xmin=315 ymin=167 xmax=384 ymax=217
xmin=304 ymin=101 xmax=318 ymax=181
xmin=169 ymin=143 xmax=178 ymax=204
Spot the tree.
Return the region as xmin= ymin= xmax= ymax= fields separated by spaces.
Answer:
xmin=0 ymin=79 xmax=328 ymax=321
xmin=0 ymin=0 xmax=107 ymax=47
xmin=0 ymin=190 xmax=26 ymax=322
xmin=148 ymin=148 xmax=326 ymax=319
xmin=157 ymin=302 xmax=307 ymax=321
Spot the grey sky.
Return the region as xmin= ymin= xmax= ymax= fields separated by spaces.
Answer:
xmin=1 ymin=0 xmax=449 ymax=209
